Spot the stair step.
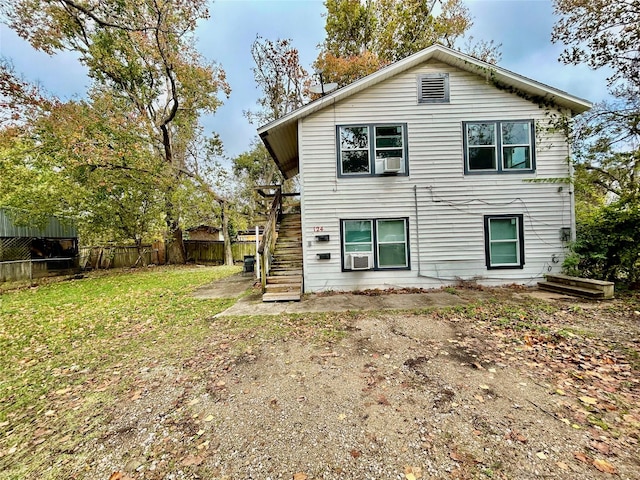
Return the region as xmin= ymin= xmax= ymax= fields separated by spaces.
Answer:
xmin=544 ymin=274 xmax=614 ymax=298
xmin=537 ymin=281 xmax=606 ymax=298
xmin=265 ymin=283 xmax=302 ymax=293
xmin=267 ymin=275 xmax=302 ymax=284
xmin=262 ymin=292 xmax=301 ymax=302
xmin=270 ymin=269 xmax=303 ymax=276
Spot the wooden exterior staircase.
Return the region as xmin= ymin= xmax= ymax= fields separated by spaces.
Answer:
xmin=258 ymin=186 xmax=303 ymax=302
xmin=263 ymin=212 xmax=302 ymax=301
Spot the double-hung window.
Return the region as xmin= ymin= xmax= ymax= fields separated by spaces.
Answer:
xmin=342 ymin=218 xmax=409 ymax=270
xmin=484 ymin=215 xmax=525 ymax=269
xmin=464 ymin=120 xmax=535 ymax=174
xmin=338 ymin=124 xmax=408 ymax=176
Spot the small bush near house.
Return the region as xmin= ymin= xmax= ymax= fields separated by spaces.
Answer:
xmin=564 ymin=201 xmax=640 ymax=286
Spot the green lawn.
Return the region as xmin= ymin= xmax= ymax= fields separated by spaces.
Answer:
xmin=0 ymin=265 xmax=241 ymax=477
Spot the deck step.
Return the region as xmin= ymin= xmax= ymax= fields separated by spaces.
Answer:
xmin=537 ymin=281 xmax=607 ymax=298
xmin=262 ymin=292 xmax=301 ymax=302
xmin=538 ymin=274 xmax=614 ymax=299
xmin=267 ymin=275 xmax=302 ymax=284
xmin=265 ymin=283 xmax=301 ymax=293
xmin=270 ymin=270 xmax=303 ymax=276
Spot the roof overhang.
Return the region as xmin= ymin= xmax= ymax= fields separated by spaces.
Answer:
xmin=258 ymin=44 xmax=593 ymax=180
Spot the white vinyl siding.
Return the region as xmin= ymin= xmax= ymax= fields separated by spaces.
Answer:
xmin=299 ymin=60 xmax=572 ymax=292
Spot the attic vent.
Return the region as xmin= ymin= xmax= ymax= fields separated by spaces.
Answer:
xmin=418 ymin=73 xmax=449 ymax=103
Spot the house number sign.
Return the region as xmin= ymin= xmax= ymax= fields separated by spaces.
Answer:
xmin=313 ymin=226 xmax=324 ymax=232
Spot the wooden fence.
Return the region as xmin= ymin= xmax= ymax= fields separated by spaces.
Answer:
xmin=78 ymin=241 xmax=256 ymax=269
xmin=185 ymin=241 xmax=256 ymax=264
xmin=79 ymin=245 xmax=157 ymax=269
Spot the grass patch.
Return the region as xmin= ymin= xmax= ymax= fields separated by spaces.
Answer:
xmin=0 ymin=265 xmax=240 ymax=477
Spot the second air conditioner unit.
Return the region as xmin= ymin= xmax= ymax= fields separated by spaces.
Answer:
xmin=348 ymin=253 xmax=373 ymax=270
xmin=383 ymin=156 xmax=402 ymax=173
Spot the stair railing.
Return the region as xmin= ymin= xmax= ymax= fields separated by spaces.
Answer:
xmin=257 ymin=186 xmax=282 ymax=292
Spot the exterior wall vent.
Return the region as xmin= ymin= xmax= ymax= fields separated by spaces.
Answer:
xmin=418 ymin=73 xmax=449 ymax=103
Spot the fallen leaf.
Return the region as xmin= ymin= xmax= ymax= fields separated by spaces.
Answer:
xmin=293 ymin=473 xmax=308 ymax=480
xmin=536 ymin=452 xmax=547 ymax=460
xmin=404 ymin=465 xmax=422 ymax=479
xmin=479 ymin=384 xmax=490 ymax=390
xmin=377 ymin=394 xmax=390 ymax=406
xmin=450 ymin=450 xmax=463 ymax=462
xmin=590 ymin=441 xmax=611 ymax=455
xmin=574 ymin=452 xmax=592 ymax=464
xmin=593 ymin=459 xmax=616 ymax=474
xmin=556 ymin=461 xmax=569 ymax=471
xmin=350 ymin=449 xmax=361 ymax=458
xmin=579 ymin=396 xmax=598 ymax=406
xmin=109 ymin=473 xmax=134 ymax=480
xmin=181 ymin=455 xmax=204 ymax=466
xmin=130 ymin=390 xmax=142 ymax=401
xmin=204 ymin=414 xmax=214 ymax=422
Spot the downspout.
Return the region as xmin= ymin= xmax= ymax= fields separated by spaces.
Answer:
xmin=414 ymin=185 xmax=421 ymax=276
xmin=568 ymin=137 xmax=577 ymax=242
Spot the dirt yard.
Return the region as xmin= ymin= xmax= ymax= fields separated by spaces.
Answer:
xmin=2 ymin=277 xmax=639 ymax=480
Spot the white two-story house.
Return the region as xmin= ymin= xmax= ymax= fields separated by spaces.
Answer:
xmin=258 ymin=44 xmax=591 ymax=294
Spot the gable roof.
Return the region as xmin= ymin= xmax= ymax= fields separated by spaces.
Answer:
xmin=258 ymin=44 xmax=592 ymax=179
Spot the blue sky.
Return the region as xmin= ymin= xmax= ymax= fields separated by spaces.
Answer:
xmin=0 ymin=0 xmax=609 ymax=160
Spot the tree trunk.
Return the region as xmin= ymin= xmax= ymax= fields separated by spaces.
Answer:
xmin=222 ymin=201 xmax=234 ymax=266
xmin=166 ymin=226 xmax=186 ymax=264
xmin=164 ymin=186 xmax=186 ymax=265
xmin=135 ymin=238 xmax=148 ymax=267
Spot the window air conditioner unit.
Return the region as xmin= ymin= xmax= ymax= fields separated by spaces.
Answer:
xmin=348 ymin=253 xmax=373 ymax=270
xmin=383 ymin=157 xmax=402 ymax=173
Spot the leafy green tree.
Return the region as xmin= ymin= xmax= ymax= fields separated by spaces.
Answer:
xmin=2 ymin=0 xmax=230 ymax=263
xmin=552 ymin=0 xmax=640 ymax=90
xmin=315 ymin=0 xmax=498 ymax=87
xmin=0 ymin=85 xmax=169 ymax=251
xmin=323 ymin=0 xmax=377 ymax=57
xmin=552 ymin=0 xmax=640 ymax=284
xmin=375 ymin=0 xmax=471 ymax=62
xmin=231 ymin=141 xmax=285 ymax=224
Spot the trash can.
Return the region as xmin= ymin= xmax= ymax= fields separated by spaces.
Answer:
xmin=243 ymin=255 xmax=255 ymax=273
